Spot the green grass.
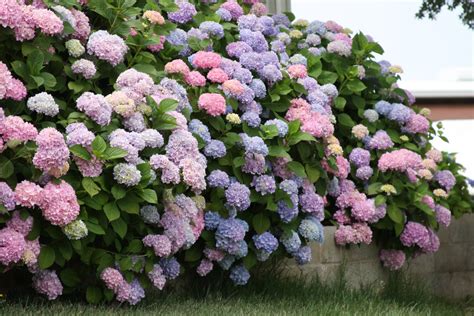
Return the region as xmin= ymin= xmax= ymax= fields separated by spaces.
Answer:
xmin=1 ymin=268 xmax=472 ymax=316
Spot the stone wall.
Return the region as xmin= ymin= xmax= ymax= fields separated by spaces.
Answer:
xmin=286 ymin=214 xmax=474 ymax=300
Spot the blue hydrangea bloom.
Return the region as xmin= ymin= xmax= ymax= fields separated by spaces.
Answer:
xmin=280 ymin=230 xmax=301 ymax=253
xmin=230 ymin=265 xmax=250 ymax=285
xmin=159 ymin=257 xmax=181 ymax=280
xmin=253 ymin=232 xmax=279 ymax=253
xmin=294 ymin=246 xmax=312 ymax=265
xmin=204 ymin=140 xmax=227 ymax=158
xmin=204 ymin=211 xmax=221 ymax=230
xmin=207 ymin=170 xmax=230 ymax=188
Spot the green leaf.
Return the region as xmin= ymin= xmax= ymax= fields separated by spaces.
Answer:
xmin=103 ymin=202 xmax=120 ymax=221
xmin=287 ymin=131 xmax=317 ymax=146
xmin=243 ymin=251 xmax=257 ymax=269
xmin=92 ymin=136 xmax=107 ymax=156
xmin=374 ymin=195 xmax=386 ymax=206
xmin=0 ymin=158 xmax=14 ymax=179
xmin=27 ymin=51 xmax=44 ymax=75
xmin=252 ymin=213 xmax=270 ymax=234
xmin=334 ymin=97 xmax=346 ymax=110
xmin=268 ymin=146 xmax=291 ymax=158
xmin=117 ymin=196 xmax=140 ymax=214
xmin=184 ymin=247 xmax=201 ymax=262
xmin=85 ymin=221 xmax=106 ymax=235
xmin=367 ymin=182 xmax=382 ymax=195
xmin=346 ymin=79 xmax=367 ymax=92
xmin=287 ymin=161 xmax=307 ymax=178
xmin=317 ymin=71 xmax=338 ymax=84
xmin=40 ymin=72 xmax=57 ymax=89
xmin=69 ymin=145 xmax=91 ymax=161
xmin=103 ymin=147 xmax=128 ymax=160
xmin=111 ymin=185 xmax=127 ymax=200
xmin=158 ymin=98 xmax=179 ymax=113
xmin=287 ymin=120 xmax=301 ymax=135
xmin=138 ymin=189 xmax=158 ymax=204
xmin=305 ymin=163 xmax=321 ymax=183
xmin=111 ymin=218 xmax=127 ymax=238
xmin=337 ymin=113 xmax=355 ymax=128
xmin=60 ymin=268 xmax=80 ymax=287
xmin=387 ymin=205 xmax=404 ymax=224
xmin=38 ymin=246 xmax=56 ymax=269
xmin=125 ymin=239 xmax=143 ymax=254
xmin=82 ymin=178 xmax=100 ymax=197
xmin=86 ymin=286 xmax=103 ymax=304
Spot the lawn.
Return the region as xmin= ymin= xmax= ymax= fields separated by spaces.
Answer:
xmin=1 ymin=270 xmax=471 ymax=315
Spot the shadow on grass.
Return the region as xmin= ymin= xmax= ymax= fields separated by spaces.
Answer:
xmin=2 ymin=262 xmax=472 ymax=315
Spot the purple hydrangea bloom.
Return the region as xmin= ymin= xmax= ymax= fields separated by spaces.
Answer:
xmin=253 ymin=232 xmax=278 ymax=254
xmin=400 ymin=221 xmax=430 ymax=249
xmin=277 ymin=195 xmax=299 ymax=223
xmin=225 ymin=182 xmax=251 ymax=211
xmin=279 ymin=179 xmax=298 ymax=195
xmin=367 ymin=130 xmax=394 ymax=150
xmin=374 ymin=101 xmax=393 ymax=116
xmin=264 ymin=119 xmax=288 ymax=137
xmin=298 ymin=217 xmax=324 ymax=243
xmin=249 ymin=79 xmax=267 ymax=99
xmin=299 ymin=191 xmax=324 ymax=220
xmin=229 ymin=264 xmax=250 ymax=285
xmin=294 ymin=246 xmax=312 ymax=265
xmin=168 ymin=1 xmax=197 ymax=24
xmin=207 ymin=170 xmax=230 ymax=188
xmin=356 ymin=166 xmax=374 ymax=181
xmin=216 ymin=8 xmax=232 ymax=21
xmin=349 ymin=148 xmax=371 ymax=167
xmin=242 ymin=111 xmax=261 ymax=128
xmin=128 ymin=279 xmax=145 ymax=305
xmin=239 ymin=29 xmax=268 ymax=53
xmin=233 ymin=68 xmax=253 ymax=84
xmin=76 ymin=92 xmax=112 ymax=126
xmin=434 ymin=170 xmax=456 ymax=191
xmin=435 ymin=205 xmax=451 ymax=227
xmin=0 ymin=182 xmax=15 ymax=211
xmin=159 ymin=257 xmax=181 ymax=280
xmin=252 ymin=175 xmax=276 ymax=195
xmin=280 ymin=231 xmax=301 ymax=253
xmin=387 ymin=103 xmax=413 ymax=123
xmin=204 ymin=211 xmax=221 ymax=230
xmin=199 ymin=21 xmax=224 ymax=39
xmin=188 ymin=119 xmax=211 ymax=144
xmin=240 ymin=134 xmax=268 ymax=156
xmin=216 ymin=218 xmax=248 ymax=253
xmin=204 ymin=140 xmax=227 ymax=159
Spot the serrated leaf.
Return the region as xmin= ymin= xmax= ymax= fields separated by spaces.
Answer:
xmin=69 ymin=145 xmax=91 ymax=160
xmin=387 ymin=205 xmax=404 ymax=224
xmin=38 ymin=246 xmax=56 ymax=269
xmin=138 ymin=189 xmax=158 ymax=204
xmin=103 ymin=202 xmax=120 ymax=221
xmin=103 ymin=147 xmax=128 ymax=160
xmin=111 ymin=185 xmax=127 ymax=200
xmin=287 ymin=161 xmax=306 ymax=178
xmin=82 ymin=178 xmax=100 ymax=197
xmin=92 ymin=136 xmax=107 ymax=155
xmin=111 ymin=218 xmax=127 ymax=238
xmin=252 ymin=213 xmax=270 ymax=234
xmin=86 ymin=286 xmax=103 ymax=304
xmin=337 ymin=113 xmax=355 ymax=128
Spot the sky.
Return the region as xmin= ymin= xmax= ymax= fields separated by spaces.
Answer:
xmin=292 ymin=0 xmax=473 ymax=82
xmin=292 ymin=0 xmax=474 ymax=179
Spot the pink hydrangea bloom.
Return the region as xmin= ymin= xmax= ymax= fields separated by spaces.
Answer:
xmin=287 ymin=64 xmax=307 ymax=79
xmin=207 ymin=68 xmax=229 ymax=83
xmin=87 ymin=30 xmax=128 ymax=66
xmin=400 ymin=221 xmax=430 ymax=249
xmin=148 ymin=264 xmax=166 ymax=290
xmin=32 ymin=8 xmax=64 ymax=35
xmin=180 ymin=158 xmax=207 ymax=193
xmin=165 ymin=59 xmax=190 ymax=75
xmin=0 ymin=227 xmax=26 ymax=265
xmin=23 ymin=238 xmax=41 ymax=272
xmin=379 ymin=249 xmax=405 ymax=270
xmin=192 ymin=51 xmax=222 ymax=69
xmin=185 ymin=71 xmax=206 ymax=87
xmin=74 ymin=156 xmax=104 ymax=177
xmin=142 ymin=234 xmax=172 ymax=257
xmin=0 ymin=115 xmax=38 ymax=142
xmin=39 ymin=180 xmax=80 ymax=226
xmin=222 ymin=79 xmax=245 ymax=96
xmin=101 ymin=267 xmax=125 ymax=292
xmin=204 ymin=248 xmax=225 ymax=262
xmin=378 ymin=149 xmax=422 ymax=173
xmin=435 ymin=205 xmax=451 ymax=227
xmin=197 ymin=259 xmax=213 ymax=276
xmin=33 ymin=128 xmax=70 ymax=174
xmin=33 ymin=270 xmax=63 ymax=300
xmin=14 ymin=180 xmax=43 ymax=208
xmin=426 ymin=149 xmax=442 ymax=163
xmin=70 ymin=8 xmax=90 ymax=41
xmin=198 ymin=93 xmax=226 ymax=116
xmin=403 ymin=114 xmax=429 ymax=134
xmin=6 ymin=211 xmax=33 ymax=236
xmin=147 ymin=35 xmax=166 ymax=52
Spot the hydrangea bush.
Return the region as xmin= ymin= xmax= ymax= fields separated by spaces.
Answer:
xmin=0 ymin=0 xmax=471 ymax=304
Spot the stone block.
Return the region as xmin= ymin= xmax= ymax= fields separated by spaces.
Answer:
xmin=435 ymin=243 xmax=468 ymax=273
xmin=448 ymin=214 xmax=474 ymax=243
xmin=434 ymin=271 xmax=474 ymax=299
xmin=344 ymin=243 xmax=379 ymax=262
xmin=406 ymin=253 xmax=435 ymax=275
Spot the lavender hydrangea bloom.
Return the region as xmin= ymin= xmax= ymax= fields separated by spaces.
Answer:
xmin=294 ymin=246 xmax=312 ymax=265
xmin=279 ymin=179 xmax=299 ymax=195
xmin=204 ymin=140 xmax=227 ymax=158
xmin=280 ymin=230 xmax=301 ymax=253
xmin=240 ymin=134 xmax=268 ymax=156
xmin=233 ymin=68 xmax=253 ymax=84
xmin=298 ymin=217 xmax=324 ymax=243
xmin=363 ymin=109 xmax=379 ymax=122
xmin=216 ymin=218 xmax=248 ymax=252
xmin=207 ymin=170 xmax=230 ymax=188
xmin=0 ymin=182 xmax=15 ymax=211
xmin=299 ymin=191 xmax=324 ymax=220
xmin=225 ymin=182 xmax=251 ymax=211
xmin=253 ymin=232 xmax=278 ymax=254
xmin=277 ymin=195 xmax=299 ymax=223
xmin=229 ymin=265 xmax=250 ymax=285
xmin=113 ymin=163 xmax=141 ymax=186
xmin=241 ymin=111 xmax=261 ymax=128
xmin=216 ymin=8 xmax=232 ymax=21
xmin=204 ymin=211 xmax=221 ymax=230
xmin=356 ymin=166 xmax=374 ymax=181
xmin=249 ymin=79 xmax=267 ymax=99
xmin=252 ymin=175 xmax=276 ymax=195
xmin=367 ymin=130 xmax=394 ymax=150
xmin=434 ymin=170 xmax=456 ymax=191
xmin=87 ymin=30 xmax=128 ymax=66
xmin=349 ymin=148 xmax=371 ymax=167
xmin=264 ymin=119 xmax=288 ymax=137
xmin=374 ymin=101 xmax=393 ymax=116
xmin=159 ymin=257 xmax=181 ymax=280
xmin=76 ymin=92 xmax=112 ymax=126
xmin=199 ymin=21 xmax=224 ymax=39
xmin=387 ymin=103 xmax=413 ymax=123
xmin=168 ymin=1 xmax=197 ymax=24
